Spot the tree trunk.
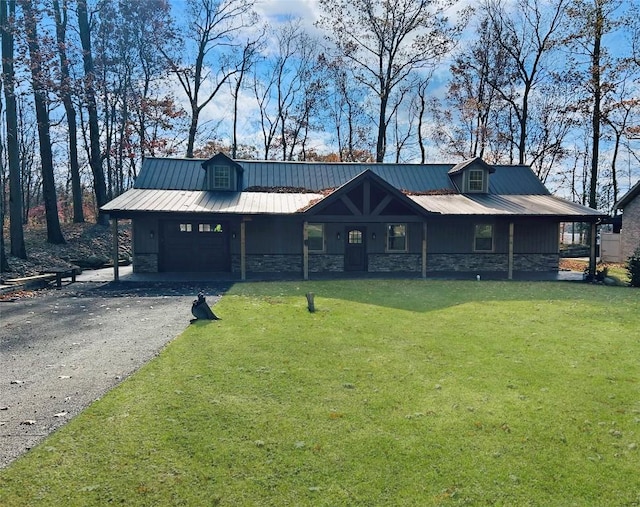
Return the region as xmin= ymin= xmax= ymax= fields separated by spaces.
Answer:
xmin=376 ymin=93 xmax=388 ymax=162
xmin=0 ymin=66 xmax=8 ymax=271
xmin=2 ymin=0 xmax=26 ymax=258
xmin=21 ymin=0 xmax=66 ymax=244
xmin=186 ymin=107 xmax=199 ymax=158
xmin=53 ymin=0 xmax=84 ymax=223
xmin=589 ymin=3 xmax=603 ymax=211
xmin=78 ymin=0 xmax=108 ymax=224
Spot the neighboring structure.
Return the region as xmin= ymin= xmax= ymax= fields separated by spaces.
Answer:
xmin=615 ymin=180 xmax=640 ymax=261
xmin=102 ymin=154 xmax=606 ymax=280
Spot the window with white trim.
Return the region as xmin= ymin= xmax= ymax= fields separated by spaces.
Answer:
xmin=210 ymin=165 xmax=231 ymax=190
xmin=387 ymin=224 xmax=407 ymax=251
xmin=468 ymin=169 xmax=485 ymax=192
xmin=307 ymin=223 xmax=324 ymax=252
xmin=474 ymin=224 xmax=493 ymax=251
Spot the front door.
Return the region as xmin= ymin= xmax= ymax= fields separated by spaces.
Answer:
xmin=344 ymin=227 xmax=366 ymax=271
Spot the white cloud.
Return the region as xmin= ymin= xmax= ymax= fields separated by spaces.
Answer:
xmin=254 ymin=0 xmax=322 ymax=23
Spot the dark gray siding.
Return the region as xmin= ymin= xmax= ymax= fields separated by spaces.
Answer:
xmin=514 ymin=220 xmax=559 ymax=253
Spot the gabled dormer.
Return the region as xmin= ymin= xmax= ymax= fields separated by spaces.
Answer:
xmin=201 ymin=152 xmax=244 ymax=191
xmin=447 ymin=157 xmax=496 ymax=194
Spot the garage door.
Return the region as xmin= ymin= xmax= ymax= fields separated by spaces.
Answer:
xmin=160 ymin=220 xmax=230 ymax=272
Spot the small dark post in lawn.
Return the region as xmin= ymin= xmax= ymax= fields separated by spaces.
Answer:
xmin=306 ymin=292 xmax=315 ymax=313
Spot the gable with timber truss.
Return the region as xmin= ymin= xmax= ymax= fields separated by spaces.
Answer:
xmin=304 ymin=169 xmax=432 ymax=220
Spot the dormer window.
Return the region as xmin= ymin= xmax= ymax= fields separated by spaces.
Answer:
xmin=201 ymin=152 xmax=243 ymax=191
xmin=448 ymin=157 xmax=494 ymax=194
xmin=468 ymin=170 xmax=485 ymax=192
xmin=211 ymin=165 xmax=231 ymax=189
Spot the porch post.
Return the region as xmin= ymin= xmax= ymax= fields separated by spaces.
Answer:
xmin=588 ymin=221 xmax=597 ymax=277
xmin=422 ymin=221 xmax=427 ymax=279
xmin=508 ymin=222 xmax=514 ymax=280
xmin=303 ymin=221 xmax=309 ymax=280
xmin=240 ymin=220 xmax=246 ymax=281
xmin=111 ymin=218 xmax=119 ymax=282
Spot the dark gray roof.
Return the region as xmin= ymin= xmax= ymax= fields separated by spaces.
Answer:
xmin=102 ymin=189 xmax=321 ymax=214
xmin=615 ymin=180 xmax=640 ymax=209
xmin=101 ymin=156 xmax=605 ymax=219
xmin=134 ymin=157 xmax=550 ymax=195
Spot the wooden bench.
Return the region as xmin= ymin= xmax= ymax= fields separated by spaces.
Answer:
xmin=4 ymin=273 xmax=57 ymax=288
xmin=39 ymin=268 xmax=82 ymax=288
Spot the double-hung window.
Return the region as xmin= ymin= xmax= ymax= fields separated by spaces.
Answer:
xmin=211 ymin=166 xmax=231 ymax=190
xmin=474 ymin=224 xmax=493 ymax=251
xmin=387 ymin=224 xmax=407 ymax=252
xmin=468 ymin=170 xmax=485 ymax=192
xmin=307 ymin=223 xmax=324 ymax=252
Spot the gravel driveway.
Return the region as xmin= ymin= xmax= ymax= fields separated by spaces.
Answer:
xmin=0 ymin=281 xmax=227 ymax=468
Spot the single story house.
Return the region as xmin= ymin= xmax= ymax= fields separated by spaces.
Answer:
xmin=615 ymin=180 xmax=640 ymax=261
xmin=101 ymin=154 xmax=606 ymax=280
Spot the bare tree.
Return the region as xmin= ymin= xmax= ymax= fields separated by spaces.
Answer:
xmin=52 ymin=0 xmax=83 ymax=223
xmin=20 ymin=0 xmax=65 ymax=244
xmin=437 ymin=17 xmax=508 ymax=162
xmin=1 ymin=0 xmax=26 ymax=258
xmin=229 ymin=32 xmax=264 ymax=158
xmin=162 ymin=0 xmax=256 ymax=158
xmin=0 ymin=54 xmax=7 ymax=271
xmin=322 ymin=55 xmax=372 ymax=162
xmin=318 ymin=0 xmax=468 ymax=162
xmin=78 ymin=0 xmax=108 ymax=224
xmin=253 ymin=19 xmax=321 ymax=160
xmin=482 ymin=0 xmax=568 ymax=166
xmin=565 ymin=0 xmax=627 ymax=210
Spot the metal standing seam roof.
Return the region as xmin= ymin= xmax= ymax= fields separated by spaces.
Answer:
xmin=615 ymin=180 xmax=640 ymax=209
xmin=409 ymin=194 xmax=608 ymax=217
xmin=108 ymin=156 xmax=604 ymax=218
xmin=134 ymin=157 xmax=550 ymax=195
xmin=101 ymin=189 xmax=323 ymax=214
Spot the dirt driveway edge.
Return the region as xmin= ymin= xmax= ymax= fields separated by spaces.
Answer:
xmin=0 ymin=281 xmax=227 ymax=468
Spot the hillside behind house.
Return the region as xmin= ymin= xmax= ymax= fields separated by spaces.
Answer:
xmin=1 ymin=222 xmax=132 ymax=282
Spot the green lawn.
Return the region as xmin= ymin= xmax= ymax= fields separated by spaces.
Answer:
xmin=1 ymin=280 xmax=639 ymax=506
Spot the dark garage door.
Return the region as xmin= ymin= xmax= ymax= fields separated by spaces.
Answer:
xmin=160 ymin=220 xmax=231 ymax=272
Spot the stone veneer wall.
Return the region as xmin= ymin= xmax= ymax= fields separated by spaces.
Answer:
xmin=309 ymin=254 xmax=344 ymax=272
xmin=427 ymin=253 xmax=558 ymax=273
xmin=621 ymin=196 xmax=640 ymax=260
xmin=368 ymin=253 xmax=421 ymax=272
xmin=245 ymin=254 xmax=302 ymax=273
xmin=134 ymin=253 xmax=158 ymax=273
xmin=427 ymin=253 xmax=508 ymax=272
xmin=513 ymin=254 xmax=559 ymax=271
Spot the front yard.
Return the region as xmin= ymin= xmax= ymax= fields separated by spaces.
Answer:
xmin=1 ymin=280 xmax=638 ymax=506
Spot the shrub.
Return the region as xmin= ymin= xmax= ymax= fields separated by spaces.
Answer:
xmin=627 ymin=246 xmax=640 ymax=287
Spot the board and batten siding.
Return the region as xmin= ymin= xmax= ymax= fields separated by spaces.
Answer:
xmin=513 ymin=220 xmax=559 ymax=253
xmin=426 ymin=218 xmax=558 ymax=254
xmin=245 ymin=217 xmax=301 ymax=255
